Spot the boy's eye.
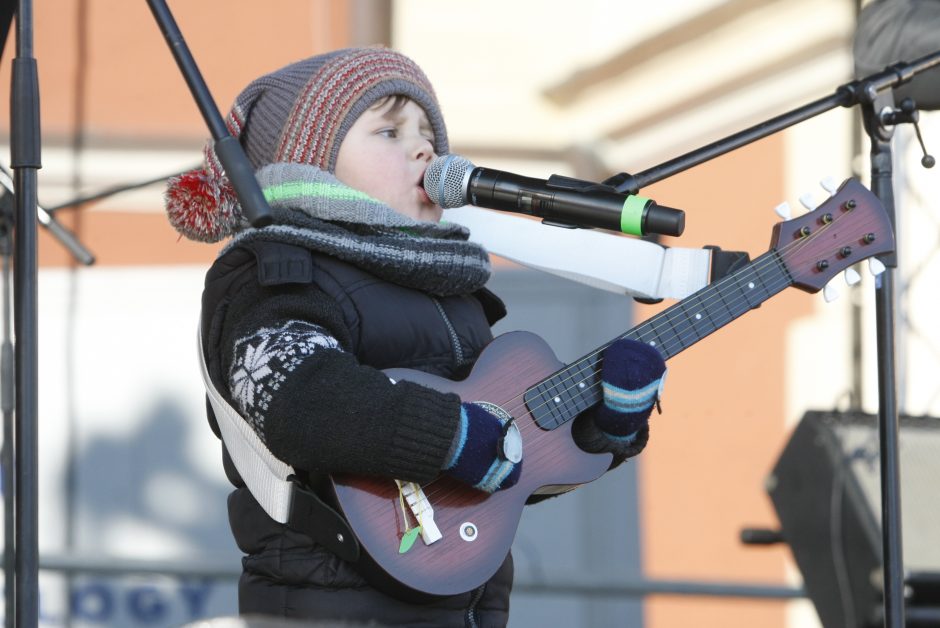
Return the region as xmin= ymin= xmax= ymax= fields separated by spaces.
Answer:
xmin=378 ymin=128 xmax=398 ymax=138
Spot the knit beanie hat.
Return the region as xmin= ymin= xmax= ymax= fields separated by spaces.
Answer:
xmin=165 ymin=47 xmax=449 ymax=242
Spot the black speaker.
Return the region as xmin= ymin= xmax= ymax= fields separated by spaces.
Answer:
xmin=767 ymin=410 xmax=940 ymax=628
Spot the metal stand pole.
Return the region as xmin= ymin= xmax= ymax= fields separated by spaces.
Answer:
xmin=10 ymin=0 xmax=41 ymax=624
xmin=601 ymin=54 xmax=940 ymax=628
xmin=862 ymin=91 xmax=906 ymax=627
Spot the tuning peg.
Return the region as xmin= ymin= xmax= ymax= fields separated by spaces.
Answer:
xmin=823 ymin=281 xmax=840 ymax=303
xmin=820 ymin=176 xmax=839 ymax=196
xmin=799 ymin=193 xmax=817 ymax=210
xmin=774 ymin=201 xmax=792 ymax=220
xmin=844 ymin=267 xmax=862 ymax=286
xmin=869 ymin=257 xmax=886 ymax=276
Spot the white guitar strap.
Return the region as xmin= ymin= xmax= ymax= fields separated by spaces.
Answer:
xmin=444 ymin=206 xmax=711 ymax=300
xmin=196 ymin=324 xmax=359 ymax=560
xmin=197 ymin=324 xmax=295 ymax=522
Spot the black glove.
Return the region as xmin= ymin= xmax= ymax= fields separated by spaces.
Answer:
xmin=442 ymin=402 xmax=522 ymax=493
xmin=572 ymin=337 xmax=666 ymax=462
xmin=592 ymin=338 xmax=666 ymax=443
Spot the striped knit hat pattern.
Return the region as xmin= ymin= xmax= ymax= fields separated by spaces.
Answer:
xmin=165 ymin=47 xmax=449 ymax=243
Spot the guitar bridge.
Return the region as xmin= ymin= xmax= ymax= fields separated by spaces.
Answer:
xmin=395 ymin=480 xmax=442 ymax=545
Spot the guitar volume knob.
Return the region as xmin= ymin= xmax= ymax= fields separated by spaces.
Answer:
xmin=460 ymin=522 xmax=479 ymax=542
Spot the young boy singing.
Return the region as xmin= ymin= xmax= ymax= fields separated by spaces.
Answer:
xmin=166 ymin=47 xmax=665 ymax=626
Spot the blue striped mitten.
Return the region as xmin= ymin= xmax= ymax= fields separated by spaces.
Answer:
xmin=442 ymin=402 xmax=522 ymax=493
xmin=594 ymin=338 xmax=667 ymax=445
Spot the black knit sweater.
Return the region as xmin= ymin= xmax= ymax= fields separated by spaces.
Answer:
xmin=203 ymin=242 xmax=502 ymax=484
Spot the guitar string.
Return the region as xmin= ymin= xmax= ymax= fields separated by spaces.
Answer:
xmin=487 ymin=205 xmax=880 ymax=436
xmin=360 ymin=200 xmax=882 ymax=520
xmin=395 ymin=205 xmax=881 ymax=512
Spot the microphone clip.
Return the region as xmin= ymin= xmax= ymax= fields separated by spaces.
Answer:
xmin=601 ymin=172 xmax=641 ymax=196
xmin=540 ymin=175 xmax=623 ymax=229
xmin=546 ymin=173 xmax=620 ymax=195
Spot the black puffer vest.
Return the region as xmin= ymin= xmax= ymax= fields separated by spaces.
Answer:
xmin=201 ymin=240 xmax=513 ymax=627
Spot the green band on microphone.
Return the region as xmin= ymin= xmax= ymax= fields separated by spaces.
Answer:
xmin=621 ymin=195 xmax=650 ymax=235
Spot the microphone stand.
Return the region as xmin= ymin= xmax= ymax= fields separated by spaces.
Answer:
xmin=604 ymin=50 xmax=940 ymax=628
xmin=1 ymin=1 xmax=94 ymax=623
xmin=6 ymin=0 xmax=41 ymax=625
xmin=0 ymin=168 xmax=96 ymax=266
xmin=145 ymin=0 xmax=273 ymax=229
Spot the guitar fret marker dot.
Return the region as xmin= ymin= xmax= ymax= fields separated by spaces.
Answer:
xmin=748 ymin=282 xmax=755 ymax=289
xmin=649 ymin=341 xmax=656 ymax=346
xmin=695 ymin=313 xmax=702 ymax=320
xmin=553 ymin=397 xmax=561 ymax=404
xmin=578 ymin=382 xmax=586 ymax=389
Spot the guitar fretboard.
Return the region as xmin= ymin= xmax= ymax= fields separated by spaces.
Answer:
xmin=524 ymin=251 xmax=791 ymax=430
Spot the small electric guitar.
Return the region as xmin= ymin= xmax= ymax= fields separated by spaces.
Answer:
xmin=332 ymin=179 xmax=894 ymax=597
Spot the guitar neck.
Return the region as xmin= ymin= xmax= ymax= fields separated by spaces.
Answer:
xmin=524 ymin=250 xmax=792 ymax=429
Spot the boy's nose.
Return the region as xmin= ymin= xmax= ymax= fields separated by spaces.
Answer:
xmin=412 ymin=137 xmax=434 ymax=162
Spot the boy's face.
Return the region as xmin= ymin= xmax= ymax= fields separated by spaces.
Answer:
xmin=334 ymin=98 xmax=442 ymax=223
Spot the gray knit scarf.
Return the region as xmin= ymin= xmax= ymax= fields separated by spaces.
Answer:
xmin=223 ymin=163 xmax=492 ymax=296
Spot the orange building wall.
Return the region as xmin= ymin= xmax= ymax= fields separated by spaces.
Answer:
xmin=0 ymin=0 xmax=356 ymax=269
xmin=0 ymin=0 xmax=352 ymax=142
xmin=640 ymin=134 xmax=799 ymax=628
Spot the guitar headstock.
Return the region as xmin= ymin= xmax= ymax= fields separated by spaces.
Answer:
xmin=770 ymin=179 xmax=894 ymax=293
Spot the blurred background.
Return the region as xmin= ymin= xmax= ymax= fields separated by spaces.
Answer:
xmin=0 ymin=0 xmax=937 ymax=626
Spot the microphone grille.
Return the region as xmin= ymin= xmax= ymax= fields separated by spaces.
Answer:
xmin=423 ymin=154 xmax=475 ymax=209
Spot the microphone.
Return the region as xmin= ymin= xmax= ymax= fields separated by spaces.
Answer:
xmin=424 ymin=154 xmax=684 ymax=237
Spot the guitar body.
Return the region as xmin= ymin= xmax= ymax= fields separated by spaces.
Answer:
xmin=332 ymin=331 xmax=612 ymax=597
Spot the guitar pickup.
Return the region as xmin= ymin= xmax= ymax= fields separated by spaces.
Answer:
xmin=395 ymin=480 xmax=442 ymax=545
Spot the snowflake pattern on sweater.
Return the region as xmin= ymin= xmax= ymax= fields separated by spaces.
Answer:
xmin=228 ymin=320 xmax=341 ymax=437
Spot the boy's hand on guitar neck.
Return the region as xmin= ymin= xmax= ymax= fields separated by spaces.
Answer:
xmin=442 ymin=402 xmax=523 ymax=493
xmin=442 ymin=339 xmax=664 ymax=492
xmin=596 ymin=338 xmax=667 ymax=440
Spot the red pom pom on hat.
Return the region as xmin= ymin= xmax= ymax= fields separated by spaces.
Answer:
xmin=164 ymin=167 xmax=241 ymax=243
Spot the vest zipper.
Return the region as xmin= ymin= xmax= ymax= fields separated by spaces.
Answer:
xmin=464 ymin=584 xmax=485 ymax=628
xmin=431 ymin=297 xmax=466 ymax=367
